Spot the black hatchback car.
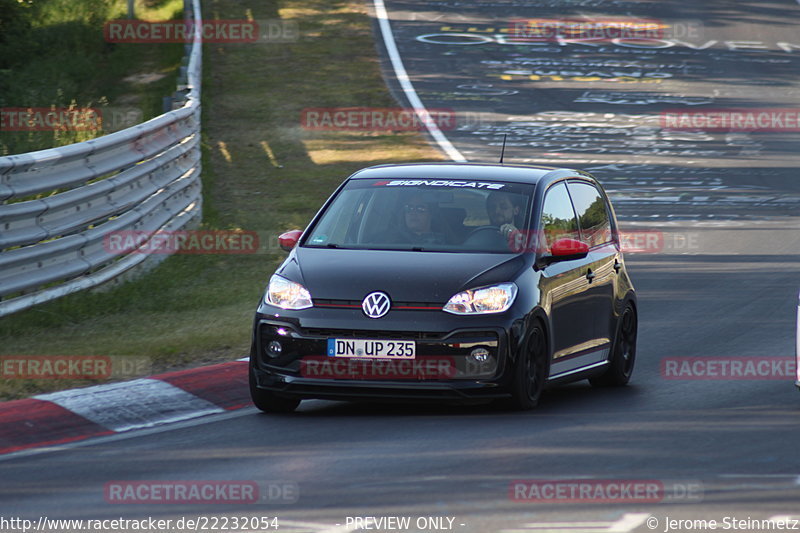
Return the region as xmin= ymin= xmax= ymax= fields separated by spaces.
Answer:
xmin=249 ymin=163 xmax=637 ymax=412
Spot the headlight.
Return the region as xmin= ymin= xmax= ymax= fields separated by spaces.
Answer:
xmin=265 ymin=275 xmax=312 ymax=310
xmin=443 ymin=283 xmax=518 ymax=315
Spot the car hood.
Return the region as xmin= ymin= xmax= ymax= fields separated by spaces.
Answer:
xmin=278 ymin=247 xmax=527 ymax=303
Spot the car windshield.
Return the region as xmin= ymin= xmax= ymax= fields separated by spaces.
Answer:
xmin=304 ymin=178 xmax=534 ymax=253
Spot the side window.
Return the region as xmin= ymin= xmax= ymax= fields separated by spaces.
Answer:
xmin=567 ymin=181 xmax=612 ymax=247
xmin=540 ymin=182 xmax=579 ymax=249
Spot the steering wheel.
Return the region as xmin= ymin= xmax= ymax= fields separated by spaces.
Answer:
xmin=462 ymin=225 xmax=504 ymax=247
xmin=466 ymin=225 xmax=502 ymax=238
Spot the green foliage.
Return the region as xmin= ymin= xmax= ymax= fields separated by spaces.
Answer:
xmin=0 ymin=0 xmax=33 ymax=69
xmin=0 ymin=0 xmax=183 ymax=155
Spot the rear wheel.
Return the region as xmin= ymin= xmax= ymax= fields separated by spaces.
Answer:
xmin=590 ymin=303 xmax=637 ymax=387
xmin=249 ymin=367 xmax=301 ymax=413
xmin=506 ymin=323 xmax=549 ymax=410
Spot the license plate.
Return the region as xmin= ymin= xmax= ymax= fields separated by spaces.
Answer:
xmin=327 ymin=339 xmax=416 ymax=359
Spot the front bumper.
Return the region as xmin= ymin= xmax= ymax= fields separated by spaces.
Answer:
xmin=250 ymin=316 xmax=516 ymax=401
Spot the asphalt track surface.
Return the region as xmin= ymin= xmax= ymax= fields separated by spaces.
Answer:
xmin=3 ymin=1 xmax=800 ymax=532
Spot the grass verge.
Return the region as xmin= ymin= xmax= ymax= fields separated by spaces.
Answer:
xmin=0 ymin=0 xmax=185 ymax=155
xmin=0 ymin=0 xmax=444 ymax=400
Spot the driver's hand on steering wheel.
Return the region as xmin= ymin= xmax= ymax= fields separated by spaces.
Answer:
xmin=499 ymin=223 xmax=518 ymax=239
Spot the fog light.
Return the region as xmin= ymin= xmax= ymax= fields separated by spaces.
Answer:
xmin=470 ymin=347 xmax=490 ymax=363
xmin=267 ymin=340 xmax=283 ymax=357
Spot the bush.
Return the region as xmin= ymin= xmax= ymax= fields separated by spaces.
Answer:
xmin=0 ymin=0 xmax=182 ymax=155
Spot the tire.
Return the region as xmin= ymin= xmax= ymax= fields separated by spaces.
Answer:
xmin=505 ymin=322 xmax=549 ymax=410
xmin=249 ymin=367 xmax=301 ymax=413
xmin=590 ymin=303 xmax=637 ymax=387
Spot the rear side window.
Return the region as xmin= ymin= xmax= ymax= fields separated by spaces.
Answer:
xmin=540 ymin=182 xmax=579 ymax=249
xmin=567 ymin=181 xmax=613 ymax=247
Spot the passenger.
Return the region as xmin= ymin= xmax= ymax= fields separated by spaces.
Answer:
xmin=387 ymin=193 xmax=448 ymax=245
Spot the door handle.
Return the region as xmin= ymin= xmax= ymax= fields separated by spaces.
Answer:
xmin=613 ymin=259 xmax=621 ymax=273
xmin=586 ymin=269 xmax=595 ymax=283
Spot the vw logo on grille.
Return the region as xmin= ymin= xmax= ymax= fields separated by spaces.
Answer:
xmin=362 ymin=291 xmax=391 ymax=319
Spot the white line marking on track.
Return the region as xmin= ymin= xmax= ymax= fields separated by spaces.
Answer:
xmin=507 ymin=513 xmax=649 ymax=533
xmin=373 ymin=0 xmax=466 ymax=162
xmin=771 ymin=515 xmax=800 ymax=520
xmin=267 ymin=522 xmax=357 ymax=533
xmin=318 ymin=523 xmax=359 ymax=533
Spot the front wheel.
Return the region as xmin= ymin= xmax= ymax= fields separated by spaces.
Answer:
xmin=506 ymin=323 xmax=549 ymax=410
xmin=249 ymin=367 xmax=301 ymax=413
xmin=590 ymin=303 xmax=637 ymax=387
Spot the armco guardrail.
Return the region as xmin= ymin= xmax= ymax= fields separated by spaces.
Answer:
xmin=0 ymin=0 xmax=203 ymax=317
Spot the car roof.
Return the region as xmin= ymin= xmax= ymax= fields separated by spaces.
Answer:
xmin=347 ymin=162 xmax=585 ymax=185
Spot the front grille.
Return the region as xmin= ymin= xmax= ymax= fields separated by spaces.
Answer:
xmin=313 ymin=299 xmax=444 ymax=311
xmin=301 ymin=328 xmax=442 ymax=340
xmin=299 ymin=328 xmax=499 ymax=342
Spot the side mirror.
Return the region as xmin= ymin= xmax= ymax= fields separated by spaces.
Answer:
xmin=278 ymin=229 xmax=303 ymax=252
xmin=538 ymin=238 xmax=589 ymax=267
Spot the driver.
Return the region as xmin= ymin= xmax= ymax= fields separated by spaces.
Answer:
xmin=486 ymin=191 xmax=521 ymax=239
